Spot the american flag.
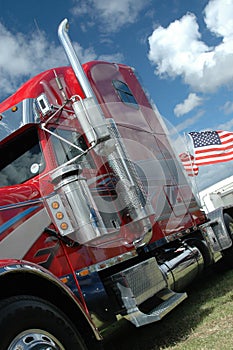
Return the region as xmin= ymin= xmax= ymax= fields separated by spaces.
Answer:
xmin=179 ymin=152 xmax=199 ymax=176
xmin=189 ymin=130 xmax=233 ymax=166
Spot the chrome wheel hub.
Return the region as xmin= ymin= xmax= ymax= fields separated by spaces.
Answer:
xmin=8 ymin=329 xmax=65 ymax=350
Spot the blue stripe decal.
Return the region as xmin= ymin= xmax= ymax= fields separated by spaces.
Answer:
xmin=0 ymin=199 xmax=42 ymax=211
xmin=0 ymin=205 xmax=40 ymax=235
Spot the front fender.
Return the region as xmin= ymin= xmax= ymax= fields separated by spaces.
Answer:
xmin=0 ymin=259 xmax=101 ymax=342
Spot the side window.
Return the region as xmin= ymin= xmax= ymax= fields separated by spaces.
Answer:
xmin=0 ymin=127 xmax=45 ymax=187
xmin=50 ymin=129 xmax=95 ymax=169
xmin=112 ymin=80 xmax=138 ymax=108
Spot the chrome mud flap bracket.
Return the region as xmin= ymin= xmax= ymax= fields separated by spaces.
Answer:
xmin=111 ymin=257 xmax=187 ymax=327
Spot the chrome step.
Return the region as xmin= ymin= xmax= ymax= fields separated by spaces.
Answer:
xmin=119 ymin=286 xmax=187 ymax=327
xmin=110 ymin=258 xmax=187 ymax=327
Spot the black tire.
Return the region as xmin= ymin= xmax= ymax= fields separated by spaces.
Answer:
xmin=0 ymin=295 xmax=87 ymax=350
xmin=184 ymin=238 xmax=213 ymax=267
xmin=223 ymin=213 xmax=233 ymax=238
xmin=222 ymin=213 xmax=233 ymax=267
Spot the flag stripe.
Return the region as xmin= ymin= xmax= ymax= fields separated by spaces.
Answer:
xmin=195 ymin=145 xmax=233 ymax=153
xmin=196 ymin=150 xmax=233 ymax=158
xmin=179 ymin=152 xmax=199 ymax=176
xmin=196 ymin=157 xmax=233 ymax=165
xmin=195 ymin=141 xmax=233 ymax=152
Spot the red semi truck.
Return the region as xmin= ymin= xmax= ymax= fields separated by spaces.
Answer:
xmin=0 ymin=19 xmax=233 ymax=349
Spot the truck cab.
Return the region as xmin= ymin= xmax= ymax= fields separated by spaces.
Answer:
xmin=0 ymin=19 xmax=230 ymax=350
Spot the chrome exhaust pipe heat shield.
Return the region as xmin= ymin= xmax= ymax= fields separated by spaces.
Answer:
xmin=106 ymin=119 xmax=154 ymax=245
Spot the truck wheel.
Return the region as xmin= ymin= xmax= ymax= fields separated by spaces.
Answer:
xmin=224 ymin=213 xmax=233 ymax=238
xmin=0 ymin=295 xmax=88 ymax=350
xmin=223 ymin=213 xmax=233 ymax=267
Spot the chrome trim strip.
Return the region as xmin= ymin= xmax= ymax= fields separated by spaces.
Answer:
xmin=80 ymin=250 xmax=138 ymax=274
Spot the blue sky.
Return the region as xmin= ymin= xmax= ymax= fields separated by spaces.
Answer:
xmin=1 ymin=0 xmax=233 ymax=191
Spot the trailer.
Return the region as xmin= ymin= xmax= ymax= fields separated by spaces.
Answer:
xmin=200 ymin=175 xmax=233 ymax=212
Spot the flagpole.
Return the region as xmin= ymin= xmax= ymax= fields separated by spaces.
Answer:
xmin=184 ymin=132 xmax=201 ymax=203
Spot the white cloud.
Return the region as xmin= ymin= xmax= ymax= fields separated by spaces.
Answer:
xmin=72 ymin=0 xmax=148 ymax=33
xmin=0 ymin=23 xmax=67 ymax=96
xmin=215 ymin=116 xmax=233 ymax=130
xmin=148 ymin=0 xmax=233 ymax=93
xmin=196 ymin=161 xmax=233 ymax=191
xmin=0 ymin=21 xmax=120 ymax=99
xmin=174 ymin=110 xmax=204 ymax=133
xmin=98 ymin=52 xmax=124 ymax=63
xmin=174 ymin=93 xmax=203 ymax=117
xmin=220 ymin=100 xmax=233 ymax=115
xmin=204 ymin=0 xmax=233 ymax=38
xmin=162 ymin=109 xmax=204 ymax=137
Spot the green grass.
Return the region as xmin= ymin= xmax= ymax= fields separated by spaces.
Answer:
xmin=162 ymin=263 xmax=233 ymax=350
xmin=103 ymin=260 xmax=233 ymax=350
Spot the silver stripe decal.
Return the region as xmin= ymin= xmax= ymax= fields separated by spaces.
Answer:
xmin=0 ymin=208 xmax=51 ymax=259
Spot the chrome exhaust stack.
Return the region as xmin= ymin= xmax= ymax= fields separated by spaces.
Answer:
xmin=58 ymin=19 xmax=93 ymax=99
xmin=58 ymin=19 xmax=113 ymax=154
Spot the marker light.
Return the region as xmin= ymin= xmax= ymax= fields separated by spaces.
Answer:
xmin=52 ymin=201 xmax=60 ymax=209
xmin=11 ymin=106 xmax=18 ymax=112
xmin=56 ymin=212 xmax=64 ymax=220
xmin=60 ymin=222 xmax=68 ymax=230
xmin=46 ymin=193 xmax=74 ymax=236
xmin=79 ymin=269 xmax=90 ymax=277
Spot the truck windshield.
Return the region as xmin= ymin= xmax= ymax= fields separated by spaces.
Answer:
xmin=0 ymin=126 xmax=45 ymax=187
